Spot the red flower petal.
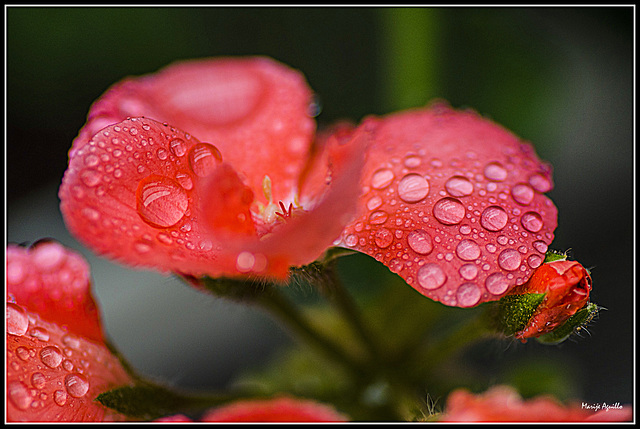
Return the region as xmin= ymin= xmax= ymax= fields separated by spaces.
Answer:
xmin=60 ymin=115 xmax=367 ymax=279
xmin=440 ymin=385 xmax=632 ymax=422
xmin=199 ymin=396 xmax=348 ymax=422
xmin=7 ymin=241 xmax=104 ymax=343
xmin=337 ymin=102 xmax=557 ymax=307
xmin=73 ymin=57 xmax=316 ymax=207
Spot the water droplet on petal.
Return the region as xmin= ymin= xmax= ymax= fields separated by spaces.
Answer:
xmin=366 ymin=195 xmax=383 ymax=211
xmin=533 ymin=240 xmax=548 ymax=254
xmin=40 ymin=346 xmax=63 ymax=368
xmin=369 ymin=210 xmax=388 ymax=225
xmin=8 ymin=381 xmax=32 ymax=410
xmin=521 ymin=211 xmax=543 ymax=232
xmin=403 ymin=154 xmax=422 ymax=168
xmin=54 ymin=390 xmax=67 ymax=406
xmin=433 ymin=197 xmax=465 ymax=225
xmin=527 ymin=254 xmax=543 ymax=269
xmin=29 ymin=327 xmax=50 ymax=342
xmin=16 ymin=346 xmax=30 ymax=361
xmin=408 ymin=230 xmax=434 ymax=255
xmin=65 ymin=373 xmax=89 ymax=398
xmin=485 ymin=272 xmax=510 ymax=295
xmin=31 ymin=372 xmax=46 ymax=390
xmin=480 ymin=206 xmax=508 ymax=231
xmin=456 ymin=239 xmax=481 ymax=261
xmin=80 ymin=169 xmax=101 ymax=187
xmin=169 ymin=138 xmax=187 ymax=157
xmin=136 ymin=175 xmax=189 ymax=228
xmin=156 ymin=148 xmax=168 ymax=160
xmin=459 ymin=263 xmax=479 ymax=280
xmin=188 ymin=143 xmax=222 ymax=177
xmin=84 ymin=154 xmax=99 ymax=167
xmin=456 ymin=283 xmax=481 ymax=307
xmin=345 ymin=234 xmax=358 ymax=247
xmin=511 ymin=183 xmax=535 ymax=205
xmin=374 ymin=228 xmax=394 ymax=249
xmin=529 ymin=172 xmax=552 ymax=192
xmin=498 ymin=249 xmax=522 ymax=271
xmin=484 ymin=162 xmax=508 ymax=181
xmin=7 ymin=303 xmax=29 ymax=336
xmin=371 ymin=168 xmax=394 ymax=190
xmin=417 ymin=263 xmax=447 ymax=290
xmin=398 ymin=174 xmax=429 ymax=203
xmin=445 ymin=176 xmax=474 ymax=197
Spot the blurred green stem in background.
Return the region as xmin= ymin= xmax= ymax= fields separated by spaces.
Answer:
xmin=379 ymin=7 xmax=440 ymax=111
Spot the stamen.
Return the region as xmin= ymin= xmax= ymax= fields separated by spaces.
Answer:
xmin=262 ymin=175 xmax=273 ymax=202
xmin=275 ymin=201 xmax=294 ymax=219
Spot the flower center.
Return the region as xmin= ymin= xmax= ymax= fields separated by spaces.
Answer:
xmin=252 ymin=175 xmax=305 ymax=236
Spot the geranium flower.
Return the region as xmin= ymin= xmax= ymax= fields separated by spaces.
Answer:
xmin=59 ymin=56 xmax=557 ymax=307
xmin=155 ymin=396 xmax=348 ymax=422
xmin=6 ymin=241 xmax=133 ymax=422
xmin=59 ymin=57 xmax=367 ymax=280
xmin=438 ymin=385 xmax=632 ymax=422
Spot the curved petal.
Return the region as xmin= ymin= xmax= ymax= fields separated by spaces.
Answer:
xmin=72 ymin=56 xmax=316 ymax=205
xmin=336 ymin=102 xmax=558 ymax=307
xmin=7 ymin=241 xmax=104 ymax=343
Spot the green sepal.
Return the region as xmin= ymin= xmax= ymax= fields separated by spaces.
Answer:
xmin=536 ymin=302 xmax=599 ymax=345
xmin=95 ymin=382 xmax=239 ymax=420
xmin=544 ymin=249 xmax=568 ymax=263
xmin=495 ymin=292 xmax=546 ymax=336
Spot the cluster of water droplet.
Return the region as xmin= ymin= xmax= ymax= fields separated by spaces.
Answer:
xmin=339 ymin=141 xmax=556 ymax=307
xmin=6 ymin=301 xmax=128 ymax=420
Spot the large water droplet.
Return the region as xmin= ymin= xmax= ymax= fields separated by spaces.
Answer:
xmin=445 ymin=176 xmax=474 ymax=197
xmin=65 ymin=373 xmax=89 ymax=398
xmin=371 ymin=168 xmax=394 ymax=190
xmin=374 ymin=228 xmax=393 ymax=249
xmin=485 ymin=272 xmax=510 ymax=295
xmin=480 ymin=206 xmax=508 ymax=231
xmin=188 ymin=143 xmax=222 ymax=177
xmin=403 ymin=154 xmax=422 ymax=168
xmin=8 ymin=381 xmax=32 ymax=410
xmin=456 ymin=283 xmax=481 ymax=307
xmin=397 ymin=174 xmax=429 ymax=203
xmin=521 ymin=211 xmax=543 ymax=232
xmin=459 ymin=263 xmax=479 ymax=280
xmin=532 ymin=240 xmax=548 ymax=254
xmin=16 ymin=346 xmax=30 ymax=361
xmin=527 ymin=254 xmax=543 ymax=269
xmin=366 ymin=195 xmax=383 ymax=211
xmin=369 ymin=210 xmax=388 ymax=225
xmin=345 ymin=234 xmax=358 ymax=247
xmin=169 ymin=138 xmax=187 ymax=157
xmin=32 ymin=241 xmax=66 ymax=271
xmin=84 ymin=154 xmax=99 ymax=167
xmin=484 ymin=162 xmax=508 ymax=181
xmin=529 ymin=172 xmax=552 ymax=192
xmin=456 ymin=239 xmax=481 ymax=261
xmin=54 ymin=390 xmax=67 ymax=406
xmin=29 ymin=327 xmax=50 ymax=342
xmin=31 ymin=372 xmax=46 ymax=390
xmin=433 ymin=197 xmax=465 ymax=225
xmin=511 ymin=183 xmax=534 ymax=205
xmin=417 ymin=263 xmax=447 ymax=290
xmin=80 ymin=169 xmax=101 ymax=187
xmin=136 ymin=175 xmax=189 ymax=228
xmin=498 ymin=249 xmax=522 ymax=271
xmin=7 ymin=303 xmax=29 ymax=336
xmin=40 ymin=346 xmax=63 ymax=368
xmin=407 ymin=230 xmax=434 ymax=255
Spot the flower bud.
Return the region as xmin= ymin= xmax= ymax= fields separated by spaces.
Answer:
xmin=495 ymin=258 xmax=595 ymax=343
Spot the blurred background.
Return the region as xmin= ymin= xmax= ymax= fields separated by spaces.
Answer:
xmin=6 ymin=6 xmax=634 ymax=411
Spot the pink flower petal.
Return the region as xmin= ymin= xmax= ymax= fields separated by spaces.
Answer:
xmin=337 ymin=102 xmax=558 ymax=307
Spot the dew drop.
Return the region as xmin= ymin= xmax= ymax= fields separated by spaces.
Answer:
xmin=84 ymin=154 xmax=99 ymax=167
xmin=366 ymin=195 xmax=383 ymax=211
xmin=62 ymin=360 xmax=74 ymax=372
xmin=7 ymin=302 xmax=29 ymax=336
xmin=480 ymin=206 xmax=509 ymax=231
xmin=456 ymin=239 xmax=481 ymax=261
xmin=54 ymin=390 xmax=67 ymax=406
xmin=188 ymin=143 xmax=222 ymax=177
xmin=484 ymin=162 xmax=508 ymax=181
xmin=80 ymin=169 xmax=101 ymax=187
xmin=456 ymin=283 xmax=481 ymax=307
xmin=527 ymin=254 xmax=543 ymax=269
xmin=16 ymin=346 xmax=30 ymax=361
xmin=459 ymin=263 xmax=479 ymax=280
xmin=61 ymin=334 xmax=81 ymax=350
xmin=403 ymin=154 xmax=422 ymax=168
xmin=169 ymin=138 xmax=187 ymax=157
xmin=374 ymin=228 xmax=394 ymax=249
xmin=417 ymin=263 xmax=447 ymax=290
xmin=345 ymin=234 xmax=358 ymax=247
xmin=31 ymin=372 xmax=46 ymax=390
xmin=529 ymin=173 xmax=553 ymax=192
xmin=371 ymin=168 xmax=394 ymax=190
xmin=433 ymin=197 xmax=465 ymax=225
xmin=498 ymin=249 xmax=522 ymax=271
xmin=156 ymin=148 xmax=168 ymax=160
xmin=533 ymin=240 xmax=548 ymax=254
xmin=485 ymin=272 xmax=510 ymax=295
xmin=398 ymin=174 xmax=429 ymax=203
xmin=369 ymin=210 xmax=388 ymax=225
xmin=8 ymin=381 xmax=32 ymax=410
xmin=136 ymin=175 xmax=189 ymax=228
xmin=445 ymin=176 xmax=474 ymax=197
xmin=521 ymin=211 xmax=543 ymax=232
xmin=40 ymin=346 xmax=63 ymax=368
xmin=407 ymin=230 xmax=434 ymax=255
xmin=511 ymin=183 xmax=535 ymax=205
xmin=65 ymin=373 xmax=89 ymax=398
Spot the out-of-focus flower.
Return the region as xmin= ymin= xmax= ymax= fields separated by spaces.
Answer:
xmin=6 ymin=241 xmax=133 ymax=422
xmin=154 ymin=396 xmax=348 ymax=422
xmin=59 ymin=57 xmax=367 ymax=281
xmin=438 ymin=385 xmax=632 ymax=422
xmin=336 ymin=104 xmax=557 ymax=307
xmin=496 ymin=259 xmax=595 ymax=343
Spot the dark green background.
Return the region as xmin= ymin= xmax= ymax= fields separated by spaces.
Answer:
xmin=7 ymin=6 xmax=633 ymax=411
